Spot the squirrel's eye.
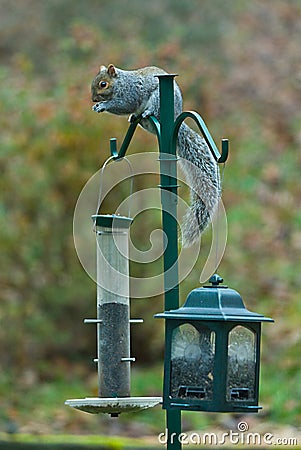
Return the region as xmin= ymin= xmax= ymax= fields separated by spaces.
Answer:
xmin=99 ymin=81 xmax=108 ymax=88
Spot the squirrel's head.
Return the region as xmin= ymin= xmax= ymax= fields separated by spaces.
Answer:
xmin=91 ymin=64 xmax=117 ymax=102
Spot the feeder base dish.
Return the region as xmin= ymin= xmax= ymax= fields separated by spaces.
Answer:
xmin=65 ymin=396 xmax=162 ymax=415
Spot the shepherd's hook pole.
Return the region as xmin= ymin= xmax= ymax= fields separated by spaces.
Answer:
xmin=157 ymin=73 xmax=182 ymax=450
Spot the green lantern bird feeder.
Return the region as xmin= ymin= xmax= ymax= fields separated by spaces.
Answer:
xmin=155 ymin=273 xmax=273 ymax=413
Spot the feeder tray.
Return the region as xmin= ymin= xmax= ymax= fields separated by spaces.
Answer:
xmin=65 ymin=396 xmax=162 ymax=416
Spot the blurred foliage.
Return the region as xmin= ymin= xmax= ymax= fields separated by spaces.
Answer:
xmin=0 ymin=0 xmax=301 ymax=436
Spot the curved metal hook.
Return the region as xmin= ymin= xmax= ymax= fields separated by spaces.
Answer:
xmin=110 ymin=115 xmax=161 ymax=160
xmin=145 ymin=115 xmax=161 ymax=140
xmin=172 ymin=111 xmax=229 ymax=163
xmin=110 ymin=117 xmax=141 ymax=160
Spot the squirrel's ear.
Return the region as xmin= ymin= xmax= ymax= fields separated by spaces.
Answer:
xmin=99 ymin=65 xmax=106 ymax=72
xmin=107 ymin=64 xmax=117 ymax=77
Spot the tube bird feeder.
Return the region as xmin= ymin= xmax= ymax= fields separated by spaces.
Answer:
xmin=65 ymin=214 xmax=161 ymax=416
xmin=93 ymin=214 xmax=133 ymax=398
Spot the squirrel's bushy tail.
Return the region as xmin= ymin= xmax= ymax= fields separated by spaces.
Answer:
xmin=177 ymin=123 xmax=220 ymax=247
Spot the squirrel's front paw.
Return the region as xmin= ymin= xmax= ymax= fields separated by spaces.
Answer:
xmin=92 ymin=103 xmax=106 ymax=113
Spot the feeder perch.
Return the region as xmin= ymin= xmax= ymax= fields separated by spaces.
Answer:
xmin=65 ymin=215 xmax=161 ymax=416
xmin=155 ymin=274 xmax=273 ymax=413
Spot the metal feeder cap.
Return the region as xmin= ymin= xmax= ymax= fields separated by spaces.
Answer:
xmin=92 ymin=214 xmax=133 ymax=229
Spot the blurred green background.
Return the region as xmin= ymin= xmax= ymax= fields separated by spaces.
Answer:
xmin=0 ymin=0 xmax=300 ymax=443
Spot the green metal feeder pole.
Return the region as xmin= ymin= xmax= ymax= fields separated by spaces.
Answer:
xmin=157 ymin=74 xmax=182 ymax=450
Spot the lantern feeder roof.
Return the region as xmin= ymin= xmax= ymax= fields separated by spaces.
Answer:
xmin=155 ymin=274 xmax=273 ymax=323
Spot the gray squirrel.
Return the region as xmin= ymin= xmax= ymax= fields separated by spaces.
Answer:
xmin=91 ymin=64 xmax=220 ymax=247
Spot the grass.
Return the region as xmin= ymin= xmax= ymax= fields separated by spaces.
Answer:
xmin=0 ymin=433 xmax=157 ymax=449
